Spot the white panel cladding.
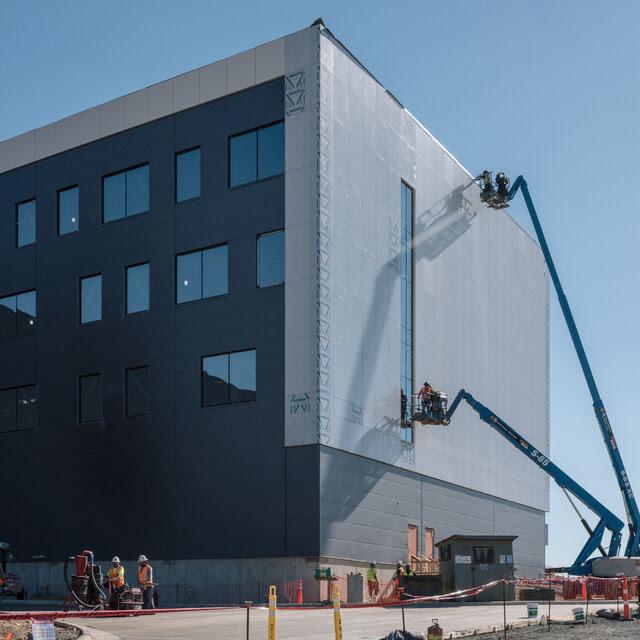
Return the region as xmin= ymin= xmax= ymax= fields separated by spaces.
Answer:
xmin=311 ymin=29 xmax=549 ymax=512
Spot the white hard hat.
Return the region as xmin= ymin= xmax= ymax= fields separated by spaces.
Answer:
xmin=138 ymin=554 xmax=148 ymax=563
xmin=112 ymin=556 xmax=120 ymax=563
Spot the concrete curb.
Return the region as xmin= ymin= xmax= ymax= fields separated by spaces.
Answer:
xmin=56 ymin=619 xmax=123 ymax=640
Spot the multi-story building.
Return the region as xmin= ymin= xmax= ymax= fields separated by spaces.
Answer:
xmin=1 ymin=20 xmax=549 ymax=595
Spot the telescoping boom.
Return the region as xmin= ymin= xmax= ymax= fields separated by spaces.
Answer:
xmin=477 ymin=173 xmax=640 ymax=557
xmin=444 ymin=390 xmax=624 ymax=575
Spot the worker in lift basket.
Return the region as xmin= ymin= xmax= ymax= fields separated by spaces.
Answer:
xmin=496 ymin=172 xmax=510 ymax=198
xmin=106 ymin=556 xmax=125 ymax=609
xmin=367 ymin=561 xmax=379 ymax=598
xmin=418 ymin=381 xmax=435 ymax=415
xmin=480 ymin=170 xmax=493 ymax=194
xmin=138 ymin=555 xmax=155 ymax=609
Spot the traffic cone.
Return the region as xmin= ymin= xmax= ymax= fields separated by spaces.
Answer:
xmin=621 ymin=576 xmax=630 ymax=620
xmin=296 ymin=578 xmax=303 ymax=604
xmin=581 ymin=579 xmax=587 ymax=601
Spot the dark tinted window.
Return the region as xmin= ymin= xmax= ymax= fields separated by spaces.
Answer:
xmin=202 ymin=349 xmax=256 ymax=406
xmin=0 ymin=290 xmax=36 ymax=339
xmin=258 ymin=230 xmax=284 ymax=287
xmin=79 ymin=374 xmax=102 ymax=422
xmin=17 ymin=385 xmax=37 ymax=429
xmin=176 ymin=148 xmax=201 ymax=202
xmin=0 ymin=388 xmax=16 ymax=432
xmin=126 ymin=263 xmax=150 ymax=314
xmin=126 ymin=366 xmax=150 ymax=417
xmin=0 ymin=295 xmax=17 ymax=340
xmin=17 ymin=199 xmax=36 ymax=247
xmin=258 ymin=122 xmax=285 ymax=180
xmin=176 ymin=245 xmax=227 ymax=304
xmin=58 ymin=186 xmax=79 ymax=235
xmin=202 ymin=354 xmax=229 ymax=407
xmin=103 ymin=165 xmax=149 ymax=222
xmin=80 ymin=275 xmax=102 ymax=323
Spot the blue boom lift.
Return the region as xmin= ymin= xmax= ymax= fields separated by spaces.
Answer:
xmin=414 ymin=389 xmax=624 ymax=575
xmin=475 ymin=172 xmax=640 ymax=558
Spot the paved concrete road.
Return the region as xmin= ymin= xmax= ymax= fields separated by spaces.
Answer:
xmin=75 ymin=602 xmax=609 ymax=640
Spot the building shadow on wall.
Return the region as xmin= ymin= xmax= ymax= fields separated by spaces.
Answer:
xmin=325 ymin=180 xmax=480 ymax=536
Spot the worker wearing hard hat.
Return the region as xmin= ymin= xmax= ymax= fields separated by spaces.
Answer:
xmin=366 ymin=561 xmax=379 ymax=599
xmin=138 ymin=555 xmax=155 ymax=609
xmin=106 ymin=557 xmax=125 ymax=609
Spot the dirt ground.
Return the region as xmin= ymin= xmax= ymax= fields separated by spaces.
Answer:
xmin=479 ymin=616 xmax=639 ymax=639
xmin=0 ymin=620 xmax=80 ymax=640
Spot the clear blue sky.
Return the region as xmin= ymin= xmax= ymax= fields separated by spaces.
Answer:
xmin=2 ymin=0 xmax=639 ymax=569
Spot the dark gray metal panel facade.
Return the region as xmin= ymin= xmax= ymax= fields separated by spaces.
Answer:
xmin=319 ymin=446 xmax=545 ymax=577
xmin=0 ymin=79 xmax=321 ymax=562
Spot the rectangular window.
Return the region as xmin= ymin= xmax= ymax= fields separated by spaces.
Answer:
xmin=229 ymin=121 xmax=284 ymax=187
xmin=0 ymin=385 xmax=36 ymax=432
xmin=103 ymin=164 xmax=149 ymax=222
xmin=176 ymin=148 xmax=201 ymax=202
xmin=16 ymin=199 xmax=36 ymax=247
xmin=176 ymin=245 xmax=228 ymax=304
xmin=126 ymin=263 xmax=150 ymax=314
xmin=401 ymin=182 xmax=414 ymax=443
xmin=80 ymin=275 xmax=102 ymax=324
xmin=257 ymin=230 xmax=284 ymax=287
xmin=58 ymin=186 xmax=79 ymax=235
xmin=0 ymin=290 xmax=36 ymax=339
xmin=202 ymin=349 xmax=256 ymax=407
xmin=126 ymin=366 xmax=150 ymax=417
xmin=79 ymin=374 xmax=102 ymax=422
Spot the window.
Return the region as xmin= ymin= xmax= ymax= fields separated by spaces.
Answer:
xmin=80 ymin=275 xmax=102 ymax=323
xmin=126 ymin=263 xmax=150 ymax=314
xmin=58 ymin=186 xmax=79 ymax=235
xmin=79 ymin=374 xmax=102 ymax=422
xmin=202 ymin=349 xmax=256 ymax=406
xmin=0 ymin=290 xmax=36 ymax=340
xmin=257 ymin=230 xmax=284 ymax=287
xmin=103 ymin=164 xmax=149 ymax=222
xmin=176 ymin=245 xmax=228 ymax=304
xmin=0 ymin=385 xmax=37 ymax=432
xmin=126 ymin=366 xmax=150 ymax=417
xmin=16 ymin=199 xmax=36 ymax=247
xmin=401 ymin=182 xmax=414 ymax=443
xmin=229 ymin=121 xmax=284 ymax=187
xmin=176 ymin=148 xmax=201 ymax=202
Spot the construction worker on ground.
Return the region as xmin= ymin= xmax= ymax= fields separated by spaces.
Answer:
xmin=404 ymin=562 xmax=415 ymax=577
xmin=496 ymin=172 xmax=510 ymax=198
xmin=418 ymin=381 xmax=435 ymax=415
xmin=366 ymin=561 xmax=379 ymax=599
xmin=106 ymin=556 xmax=125 ymax=609
xmin=138 ymin=555 xmax=155 ymax=610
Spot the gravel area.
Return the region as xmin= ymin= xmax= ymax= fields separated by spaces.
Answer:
xmin=0 ymin=620 xmax=80 ymax=640
xmin=478 ymin=616 xmax=639 ymax=639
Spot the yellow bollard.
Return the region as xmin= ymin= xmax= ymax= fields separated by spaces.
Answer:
xmin=332 ymin=583 xmax=343 ymax=640
xmin=268 ymin=585 xmax=277 ymax=640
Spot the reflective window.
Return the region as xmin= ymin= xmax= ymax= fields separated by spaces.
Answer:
xmin=229 ymin=121 xmax=284 ymax=187
xmin=202 ymin=349 xmax=256 ymax=406
xmin=79 ymin=374 xmax=102 ymax=422
xmin=401 ymin=181 xmax=414 ymax=444
xmin=0 ymin=385 xmax=37 ymax=432
xmin=16 ymin=199 xmax=36 ymax=247
xmin=58 ymin=186 xmax=79 ymax=235
xmin=176 ymin=245 xmax=227 ymax=304
xmin=176 ymin=148 xmax=201 ymax=202
xmin=126 ymin=263 xmax=150 ymax=314
xmin=103 ymin=164 xmax=149 ymax=222
xmin=258 ymin=122 xmax=285 ymax=180
xmin=80 ymin=275 xmax=102 ymax=324
xmin=126 ymin=366 xmax=150 ymax=417
xmin=258 ymin=230 xmax=284 ymax=287
xmin=0 ymin=290 xmax=36 ymax=339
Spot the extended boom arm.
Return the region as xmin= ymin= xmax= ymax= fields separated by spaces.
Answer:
xmin=507 ymin=176 xmax=640 ymax=556
xmin=446 ymin=389 xmax=624 ymax=574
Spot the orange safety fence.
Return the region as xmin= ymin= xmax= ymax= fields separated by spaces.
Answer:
xmin=515 ymin=576 xmax=640 ymax=601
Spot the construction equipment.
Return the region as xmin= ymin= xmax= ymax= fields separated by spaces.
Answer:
xmin=475 ymin=172 xmax=640 ymax=558
xmin=415 ymin=389 xmax=624 ymax=575
xmin=0 ymin=541 xmax=26 ymax=600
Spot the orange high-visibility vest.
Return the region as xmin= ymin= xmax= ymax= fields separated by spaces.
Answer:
xmin=107 ymin=565 xmax=124 ymax=588
xmin=138 ymin=564 xmax=153 ymax=587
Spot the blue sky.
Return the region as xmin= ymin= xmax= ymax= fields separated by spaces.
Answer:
xmin=2 ymin=0 xmax=639 ymax=569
